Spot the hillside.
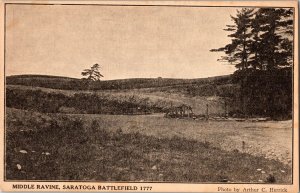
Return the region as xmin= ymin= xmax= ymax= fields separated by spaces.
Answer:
xmin=6 ymin=74 xmax=232 ymax=91
xmin=6 ymin=70 xmax=293 ymax=119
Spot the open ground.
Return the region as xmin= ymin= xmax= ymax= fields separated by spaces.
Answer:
xmin=6 ymin=107 xmax=292 ymax=182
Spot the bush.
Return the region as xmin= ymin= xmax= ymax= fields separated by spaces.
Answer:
xmin=6 ymin=88 xmax=163 ymax=115
xmin=266 ymin=174 xmax=276 ymax=183
xmin=6 ymin=88 xmax=67 ymax=113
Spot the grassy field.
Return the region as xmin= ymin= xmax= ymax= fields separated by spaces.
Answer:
xmin=6 ymin=73 xmax=238 ymax=116
xmin=59 ymin=113 xmax=292 ymax=166
xmin=7 ymin=84 xmax=229 ymax=115
xmin=6 ymin=72 xmax=293 ymax=119
xmin=6 ymin=108 xmax=292 ymax=183
xmin=5 ymin=74 xmax=293 ymax=182
xmin=6 ymin=74 xmax=231 ymax=91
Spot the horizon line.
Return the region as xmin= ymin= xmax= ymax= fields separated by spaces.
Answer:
xmin=6 ymin=73 xmax=232 ymax=81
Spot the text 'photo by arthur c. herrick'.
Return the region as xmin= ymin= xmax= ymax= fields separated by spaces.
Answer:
xmin=0 ymin=1 xmax=299 ymax=192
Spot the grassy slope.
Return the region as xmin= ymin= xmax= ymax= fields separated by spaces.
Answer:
xmin=6 ymin=74 xmax=238 ymax=115
xmin=6 ymin=74 xmax=232 ymax=91
xmin=6 ymin=74 xmax=230 ymax=84
xmin=6 ymin=108 xmax=291 ymax=182
xmin=7 ymin=84 xmax=228 ymax=115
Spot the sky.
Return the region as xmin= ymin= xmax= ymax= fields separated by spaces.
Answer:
xmin=6 ymin=4 xmax=237 ymax=80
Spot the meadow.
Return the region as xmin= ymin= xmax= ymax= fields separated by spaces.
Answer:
xmin=5 ymin=74 xmax=293 ymax=183
xmin=6 ymin=108 xmax=292 ymax=182
xmin=6 ymin=84 xmax=230 ymax=115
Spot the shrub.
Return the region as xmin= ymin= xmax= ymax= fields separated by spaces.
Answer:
xmin=266 ymin=174 xmax=276 ymax=183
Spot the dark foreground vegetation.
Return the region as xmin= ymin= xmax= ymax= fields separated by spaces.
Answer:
xmin=6 ymin=108 xmax=291 ymax=182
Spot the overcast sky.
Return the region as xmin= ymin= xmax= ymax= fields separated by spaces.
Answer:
xmin=6 ymin=4 xmax=237 ymax=80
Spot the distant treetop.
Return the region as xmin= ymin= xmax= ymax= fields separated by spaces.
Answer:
xmin=81 ymin=63 xmax=104 ymax=81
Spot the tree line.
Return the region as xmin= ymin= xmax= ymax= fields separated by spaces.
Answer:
xmin=211 ymin=8 xmax=294 ymax=119
xmin=211 ymin=8 xmax=293 ymax=71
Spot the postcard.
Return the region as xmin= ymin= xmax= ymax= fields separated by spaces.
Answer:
xmin=0 ymin=0 xmax=298 ymax=192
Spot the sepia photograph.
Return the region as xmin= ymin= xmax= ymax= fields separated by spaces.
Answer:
xmin=0 ymin=0 xmax=299 ymax=192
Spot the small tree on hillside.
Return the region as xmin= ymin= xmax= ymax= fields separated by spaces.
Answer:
xmin=81 ymin=63 xmax=104 ymax=81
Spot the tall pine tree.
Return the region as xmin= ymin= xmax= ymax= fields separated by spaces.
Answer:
xmin=253 ymin=8 xmax=293 ymax=70
xmin=210 ymin=8 xmax=294 ymax=118
xmin=211 ymin=8 xmax=293 ymax=71
xmin=210 ymin=8 xmax=254 ymax=70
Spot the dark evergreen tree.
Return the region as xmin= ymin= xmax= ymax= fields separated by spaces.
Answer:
xmin=248 ymin=9 xmax=264 ymax=70
xmin=81 ymin=63 xmax=104 ymax=81
xmin=210 ymin=8 xmax=294 ymax=119
xmin=210 ymin=8 xmax=254 ymax=70
xmin=211 ymin=8 xmax=293 ymax=71
xmin=253 ymin=8 xmax=293 ymax=70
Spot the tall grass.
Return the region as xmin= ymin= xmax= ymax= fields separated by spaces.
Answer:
xmin=6 ymin=111 xmax=291 ymax=182
xmin=6 ymin=88 xmax=163 ymax=115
